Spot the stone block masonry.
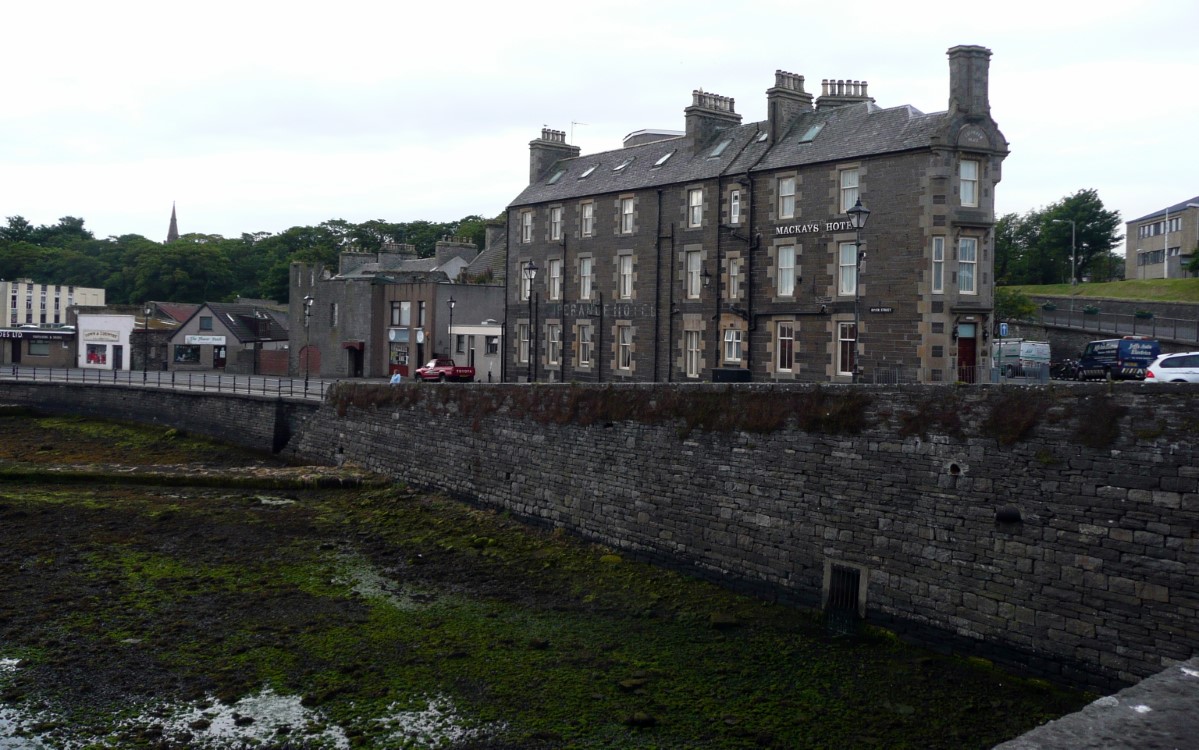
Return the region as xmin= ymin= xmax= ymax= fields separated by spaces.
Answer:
xmin=6 ymin=379 xmax=1197 ymax=692
xmin=288 ymin=382 xmax=1198 ymax=692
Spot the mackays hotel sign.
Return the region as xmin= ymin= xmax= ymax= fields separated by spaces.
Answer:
xmin=774 ymin=219 xmax=857 ymax=235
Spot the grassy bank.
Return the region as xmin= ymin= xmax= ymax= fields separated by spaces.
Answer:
xmin=1007 ymin=277 xmax=1199 ymax=302
xmin=0 ymin=416 xmax=1092 ymax=748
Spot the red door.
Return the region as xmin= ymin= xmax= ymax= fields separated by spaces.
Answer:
xmin=957 ymin=336 xmax=978 ymax=383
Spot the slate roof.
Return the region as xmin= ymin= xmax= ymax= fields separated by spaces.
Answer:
xmin=464 ymin=235 xmax=507 ymax=282
xmin=1129 ymin=196 xmax=1199 ymax=224
xmin=197 ymin=302 xmax=290 ymax=342
xmin=509 ymin=102 xmax=952 ymax=208
xmin=336 ymin=257 xmax=447 ymax=279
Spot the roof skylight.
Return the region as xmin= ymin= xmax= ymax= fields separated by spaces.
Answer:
xmin=708 ymin=138 xmax=732 ymax=158
xmin=798 ymin=123 xmax=824 ymax=143
xmin=756 ymin=132 xmax=769 ymax=143
xmin=653 ymin=150 xmax=676 ymax=168
xmin=613 ymin=157 xmax=634 ymax=171
xmin=546 ymin=169 xmax=565 ymax=185
xmin=579 ymin=165 xmax=597 ymax=178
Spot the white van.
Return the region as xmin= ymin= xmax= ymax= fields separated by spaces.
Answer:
xmin=994 ymin=339 xmax=1051 ymax=377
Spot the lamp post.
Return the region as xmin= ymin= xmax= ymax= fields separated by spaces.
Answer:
xmin=142 ymin=305 xmax=152 ymax=380
xmin=1052 ymin=218 xmax=1076 ymax=285
xmin=523 ymin=260 xmax=537 ymax=382
xmin=447 ymin=296 xmax=456 ymax=356
xmin=302 ymin=295 xmax=314 ymax=390
xmin=1187 ymin=203 xmax=1199 ymax=278
xmin=846 ymin=198 xmax=871 ymax=384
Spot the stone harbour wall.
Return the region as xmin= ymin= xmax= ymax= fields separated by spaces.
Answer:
xmin=287 ymin=382 xmax=1198 ymax=692
xmin=6 ymin=379 xmax=1197 ymax=692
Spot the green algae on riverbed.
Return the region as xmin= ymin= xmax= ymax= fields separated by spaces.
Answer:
xmin=0 ymin=417 xmax=1092 ymax=748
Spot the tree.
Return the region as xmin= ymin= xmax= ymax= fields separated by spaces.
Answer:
xmin=993 ymin=287 xmax=1037 ymax=324
xmin=995 ymin=189 xmax=1122 ymax=285
xmin=1038 ymin=189 xmax=1123 ymax=284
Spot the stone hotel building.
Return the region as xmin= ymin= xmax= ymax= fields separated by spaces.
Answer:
xmin=505 ymin=45 xmax=1008 ymax=383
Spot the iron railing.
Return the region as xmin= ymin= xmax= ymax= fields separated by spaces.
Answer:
xmin=0 ymin=366 xmax=339 ymax=401
xmin=1039 ymin=308 xmax=1199 ymax=345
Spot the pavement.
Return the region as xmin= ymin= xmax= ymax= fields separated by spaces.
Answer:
xmin=994 ymin=657 xmax=1199 ymax=750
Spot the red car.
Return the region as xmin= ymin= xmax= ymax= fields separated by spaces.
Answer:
xmin=414 ymin=358 xmax=476 ymax=382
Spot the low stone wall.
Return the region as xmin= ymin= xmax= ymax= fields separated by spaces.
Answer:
xmin=1 ymin=382 xmax=310 ymax=455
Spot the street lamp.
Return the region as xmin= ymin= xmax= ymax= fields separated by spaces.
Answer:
xmin=302 ymin=295 xmax=314 ymax=390
xmin=1052 ymin=218 xmax=1076 ymax=285
xmin=1187 ymin=204 xmax=1199 ymax=278
xmin=523 ymin=260 xmax=537 ymax=382
xmin=846 ymin=198 xmax=871 ymax=384
xmin=142 ymin=305 xmax=152 ymax=379
xmin=447 ymin=296 xmax=456 ymax=356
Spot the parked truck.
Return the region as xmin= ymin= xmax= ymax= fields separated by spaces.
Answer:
xmin=993 ymin=339 xmax=1051 ymax=377
xmin=1074 ymin=336 xmax=1161 ymax=381
xmin=414 ymin=358 xmax=476 ymax=382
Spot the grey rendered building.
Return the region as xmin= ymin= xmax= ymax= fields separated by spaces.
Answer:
xmin=506 ymin=45 xmax=1007 ymax=384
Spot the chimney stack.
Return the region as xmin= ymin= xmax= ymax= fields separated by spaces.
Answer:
xmin=947 ymin=45 xmax=992 ymax=117
xmin=766 ymin=70 xmax=813 ymax=142
xmin=684 ymin=90 xmax=741 ymax=149
xmin=528 ymin=128 xmax=581 ymax=184
xmin=815 ymin=80 xmax=874 ymax=111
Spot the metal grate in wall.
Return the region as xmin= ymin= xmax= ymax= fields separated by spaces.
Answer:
xmin=824 ymin=563 xmax=862 ymax=636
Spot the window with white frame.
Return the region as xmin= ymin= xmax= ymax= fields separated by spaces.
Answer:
xmin=617 ymin=325 xmax=632 ymax=370
xmin=776 ymin=322 xmax=795 ymax=372
xmin=578 ymin=324 xmax=593 ymax=366
xmin=777 ymin=245 xmax=796 ymax=297
xmin=838 ymin=322 xmax=856 ymax=376
xmin=548 ymin=258 xmax=562 ymax=301
xmin=618 ymin=254 xmax=633 ymax=299
xmin=517 ymin=323 xmax=530 ymax=363
xmin=838 ymin=241 xmax=857 ymax=296
xmin=684 ymin=330 xmax=701 ymax=377
xmin=581 ymin=202 xmax=594 ymax=237
xmin=486 ymin=336 xmax=499 ymax=355
xmin=547 ymin=323 xmax=561 ymax=365
xmin=579 ymin=256 xmax=594 ymax=300
xmin=520 ymin=264 xmax=532 ymax=301
xmin=521 ymin=210 xmax=533 ymax=243
xmin=730 ymin=190 xmax=741 ymax=225
xmin=959 ymin=237 xmax=978 ymax=294
xmin=728 ymin=257 xmax=742 ymax=300
xmin=688 ymin=188 xmax=703 ymax=228
xmin=960 ymin=159 xmax=979 ymax=207
xmin=685 ymin=250 xmax=702 ymax=299
xmin=723 ymin=328 xmax=742 ymax=363
xmin=840 ymin=169 xmax=859 ymax=212
xmin=778 ymin=176 xmax=796 ymax=219
xmin=931 ymin=237 xmax=945 ymax=294
xmin=550 ymin=206 xmax=562 ymax=241
xmin=620 ymin=197 xmax=635 ymax=234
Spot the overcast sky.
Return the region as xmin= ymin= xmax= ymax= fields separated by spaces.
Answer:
xmin=2 ymin=0 xmax=1196 ymax=243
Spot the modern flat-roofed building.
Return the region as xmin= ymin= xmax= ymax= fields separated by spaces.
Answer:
xmin=506 ymin=45 xmax=1008 ymax=384
xmin=1125 ymin=198 xmax=1199 ymax=280
xmin=1 ymin=278 xmax=104 ymax=328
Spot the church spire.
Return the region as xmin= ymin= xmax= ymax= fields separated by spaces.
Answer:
xmin=166 ymin=203 xmax=179 ymax=243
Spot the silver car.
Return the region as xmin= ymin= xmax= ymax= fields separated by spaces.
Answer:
xmin=1145 ymin=352 xmax=1199 ymax=383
